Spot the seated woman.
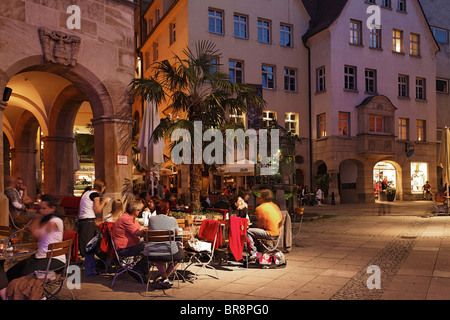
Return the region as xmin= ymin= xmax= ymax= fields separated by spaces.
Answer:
xmin=104 ymin=198 xmax=123 ymax=222
xmin=145 ymin=199 xmax=185 ymax=288
xmin=6 ymin=194 xmax=65 ymax=283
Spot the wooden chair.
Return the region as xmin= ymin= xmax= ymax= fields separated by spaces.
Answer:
xmin=142 ymin=229 xmax=183 ymax=295
xmin=40 ymin=239 xmax=75 ymax=300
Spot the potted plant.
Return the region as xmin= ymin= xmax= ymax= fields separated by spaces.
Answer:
xmin=386 ymin=187 xmax=396 ymax=202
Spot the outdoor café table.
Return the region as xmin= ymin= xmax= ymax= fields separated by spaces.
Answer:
xmin=0 ymin=248 xmax=37 ymax=272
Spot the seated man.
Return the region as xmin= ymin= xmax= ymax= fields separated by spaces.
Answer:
xmin=246 ymin=189 xmax=282 ymax=259
xmin=145 ymin=199 xmax=185 ymax=288
xmin=4 ymin=176 xmax=36 ymax=227
xmin=112 ymin=200 xmax=147 ymax=280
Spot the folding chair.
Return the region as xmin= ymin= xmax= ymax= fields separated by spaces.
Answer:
xmin=106 ymin=227 xmax=145 ymax=287
xmin=40 ymin=239 xmax=75 ymax=300
xmin=63 ymin=231 xmax=79 ymax=263
xmin=184 ymin=219 xmax=221 ymax=280
xmin=433 ymin=201 xmax=448 ymax=215
xmin=142 ymin=229 xmax=183 ymax=295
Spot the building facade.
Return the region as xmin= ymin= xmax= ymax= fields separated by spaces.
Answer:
xmin=136 ymin=0 xmax=440 ymax=203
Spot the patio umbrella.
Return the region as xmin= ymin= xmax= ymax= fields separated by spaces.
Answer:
xmin=138 ymin=99 xmax=165 ymax=195
xmin=438 ymin=126 xmax=450 ymax=207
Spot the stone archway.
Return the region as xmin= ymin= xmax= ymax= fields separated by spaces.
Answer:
xmin=3 ymin=56 xmax=133 ymax=200
xmin=339 ymin=159 xmax=364 ymax=204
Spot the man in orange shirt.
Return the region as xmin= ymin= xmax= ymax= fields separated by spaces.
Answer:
xmin=246 ymin=189 xmax=282 ymax=259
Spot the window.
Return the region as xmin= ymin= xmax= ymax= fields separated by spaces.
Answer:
xmin=230 ymin=110 xmax=245 ymax=125
xmin=285 ymin=113 xmax=298 ymax=134
xmin=436 ymin=78 xmax=449 ymax=93
xmin=263 ymin=111 xmax=277 ymax=128
xmin=284 ymin=68 xmax=296 ymax=92
xmin=366 ymin=0 xmax=376 ymax=3
xmin=152 ymin=42 xmax=158 ymax=62
xmin=398 ymin=118 xmax=409 ymax=140
xmin=416 ymin=120 xmax=426 ymax=141
xmin=280 ymin=24 xmax=292 ymax=47
xmin=365 ymin=69 xmax=377 ymax=94
xmin=410 ymin=33 xmax=420 ymax=56
xmin=431 ymin=26 xmax=449 ymax=44
xmin=338 ymin=112 xmax=350 ymax=136
xmin=234 ymin=14 xmax=248 ymax=39
xmin=209 ymin=56 xmax=219 ymax=74
xmin=416 ymin=78 xmax=426 ymax=100
xmin=369 ymin=27 xmax=382 ymax=49
xmin=393 ymin=29 xmax=403 ymax=53
xmin=229 ymin=60 xmax=243 ymax=84
xmin=262 ymin=64 xmax=275 ymax=89
xmin=169 ymin=22 xmax=176 ymax=45
xmin=382 ymin=0 xmax=391 ymax=8
xmin=344 ymin=65 xmax=357 ymax=90
xmin=370 ymin=116 xmax=384 ymax=133
xmin=397 ymin=0 xmax=406 ymax=12
xmin=411 ymin=162 xmax=428 ymax=193
xmin=317 ymin=114 xmax=326 ymax=138
xmin=350 ymin=20 xmax=362 ymax=45
xmin=258 ymin=19 xmax=271 ymax=43
xmin=209 ymin=9 xmax=223 ymax=34
xmin=317 ymin=67 xmax=326 ymax=92
xmin=155 ymin=9 xmax=160 ymax=22
xmin=398 ymin=74 xmax=409 ymax=98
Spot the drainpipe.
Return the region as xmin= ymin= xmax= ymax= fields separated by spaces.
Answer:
xmin=302 ymin=36 xmax=313 ymax=189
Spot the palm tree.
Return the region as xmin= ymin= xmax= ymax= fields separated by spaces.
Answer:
xmin=130 ymin=40 xmax=266 ymax=209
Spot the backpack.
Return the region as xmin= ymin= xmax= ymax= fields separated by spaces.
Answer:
xmin=255 ymin=250 xmax=287 ymax=268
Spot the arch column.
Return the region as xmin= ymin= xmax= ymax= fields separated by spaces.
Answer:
xmin=357 ymin=160 xmax=377 ymax=203
xmin=328 ymin=170 xmax=340 ymax=205
xmin=91 ymin=115 xmax=133 ymax=201
xmin=42 ymin=136 xmax=76 ymax=197
xmin=0 ymin=102 xmax=8 ymax=226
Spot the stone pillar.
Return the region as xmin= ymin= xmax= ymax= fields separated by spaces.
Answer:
xmin=42 ymin=136 xmax=76 ymax=198
xmin=357 ymin=162 xmax=376 ymax=203
xmin=0 ymin=102 xmax=8 ymax=226
xmin=328 ymin=170 xmax=340 ymax=205
xmin=91 ymin=116 xmax=133 ymax=204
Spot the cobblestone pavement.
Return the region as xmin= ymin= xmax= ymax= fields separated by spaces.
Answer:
xmin=61 ymin=201 xmax=450 ymax=301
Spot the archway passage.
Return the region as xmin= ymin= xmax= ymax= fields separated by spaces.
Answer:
xmin=373 ymin=161 xmax=402 ymax=201
xmin=339 ymin=159 xmax=364 ymax=204
xmin=1 ymin=54 xmax=132 ymax=201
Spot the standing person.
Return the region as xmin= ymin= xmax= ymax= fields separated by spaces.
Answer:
xmin=315 ymin=186 xmax=324 ymax=206
xmin=6 ymin=194 xmax=65 ymax=283
xmin=246 ymin=189 xmax=282 ymax=259
xmin=78 ymin=178 xmax=109 ymax=276
xmin=146 ymin=199 xmax=184 ymax=288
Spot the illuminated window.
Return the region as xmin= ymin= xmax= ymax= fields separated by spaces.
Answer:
xmin=317 ymin=113 xmax=326 ymax=138
xmin=411 ymin=162 xmax=428 ymax=193
xmin=285 ymin=113 xmax=299 ymax=135
xmin=416 ymin=119 xmax=426 ymax=141
xmin=263 ymin=111 xmax=277 ymax=128
xmin=410 ymin=33 xmax=420 ymax=56
xmin=370 ymin=116 xmax=384 ymax=133
xmin=393 ymin=29 xmax=403 ymax=53
xmin=398 ymin=118 xmax=409 ymax=140
xmin=339 ymin=112 xmax=350 ymax=136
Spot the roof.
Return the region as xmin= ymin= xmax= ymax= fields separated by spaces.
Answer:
xmin=301 ymin=0 xmax=348 ymax=41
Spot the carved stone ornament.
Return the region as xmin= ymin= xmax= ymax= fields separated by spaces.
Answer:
xmin=39 ymin=27 xmax=81 ymax=67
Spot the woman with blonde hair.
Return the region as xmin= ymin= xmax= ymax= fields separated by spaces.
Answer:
xmin=104 ymin=199 xmax=123 ymax=222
